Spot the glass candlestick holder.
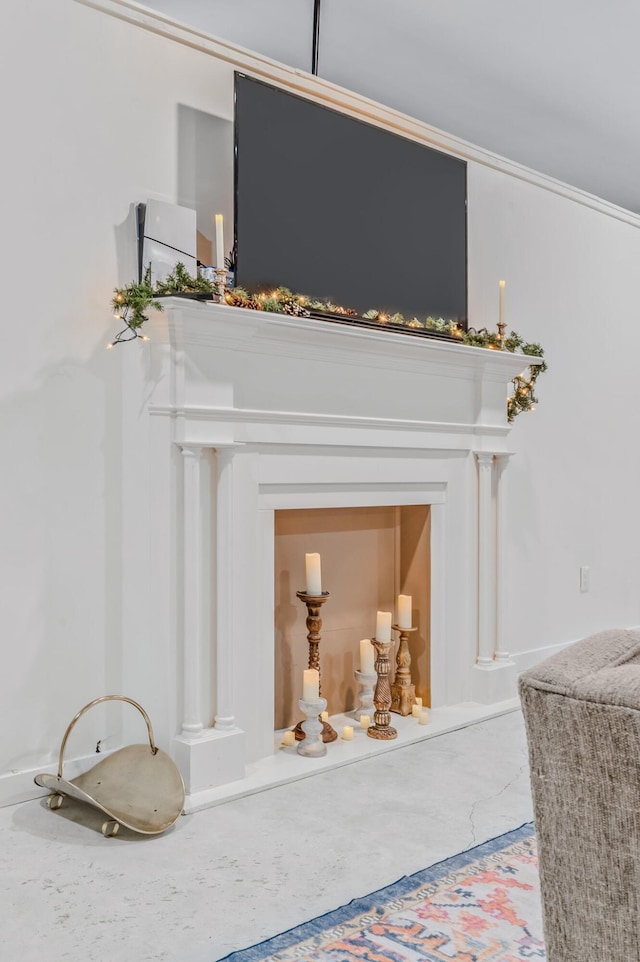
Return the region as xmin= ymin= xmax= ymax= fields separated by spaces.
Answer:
xmin=353 ymin=669 xmax=377 ymax=721
xmin=297 ymin=695 xmax=328 ymax=757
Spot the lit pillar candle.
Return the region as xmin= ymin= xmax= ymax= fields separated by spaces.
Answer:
xmin=397 ymin=594 xmax=412 ymax=629
xmin=375 ymin=610 xmax=392 ymax=642
xmin=359 ymin=638 xmax=375 ymax=674
xmin=499 ymin=279 xmax=506 ymax=326
xmin=305 ymin=553 xmax=322 ymax=594
xmin=215 ymin=213 xmax=225 ymax=269
xmin=303 ymin=668 xmax=319 ymax=701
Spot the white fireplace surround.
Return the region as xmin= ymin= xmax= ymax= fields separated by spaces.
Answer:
xmin=132 ymin=300 xmax=539 ymax=810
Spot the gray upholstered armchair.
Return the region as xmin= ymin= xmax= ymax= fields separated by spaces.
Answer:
xmin=519 ymin=629 xmax=640 ymax=962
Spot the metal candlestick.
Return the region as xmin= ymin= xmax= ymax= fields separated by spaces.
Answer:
xmin=390 ymin=625 xmax=418 ymax=716
xmin=367 ymin=637 xmax=398 ymax=740
xmin=297 ymin=696 xmax=328 ymax=757
xmin=353 ymin=669 xmax=377 ymax=721
xmin=294 ymin=591 xmax=337 ymax=743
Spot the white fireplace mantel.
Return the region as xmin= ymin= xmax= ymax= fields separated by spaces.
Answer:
xmin=154 ymin=301 xmax=535 ymax=449
xmin=134 ymin=300 xmax=540 ymax=809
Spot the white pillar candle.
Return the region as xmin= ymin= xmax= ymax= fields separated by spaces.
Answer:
xmin=415 ymin=697 xmax=422 ymax=708
xmin=342 ymin=725 xmax=354 ymax=740
xmin=215 ymin=213 xmax=225 ymax=269
xmin=320 ymin=710 xmax=329 ymax=722
xmin=499 ymin=279 xmax=506 ymax=326
xmin=359 ymin=715 xmax=371 ymax=729
xmin=359 ymin=638 xmax=375 ymax=674
xmin=375 ymin=611 xmax=392 ymax=642
xmin=303 ymin=668 xmax=319 ymax=701
xmin=282 ymin=730 xmax=296 ymax=746
xmin=305 ymin=553 xmax=322 ymax=594
xmin=419 ymin=709 xmax=430 ymax=725
xmin=411 ymin=704 xmax=421 ymax=718
xmin=397 ymin=594 xmax=412 ymax=629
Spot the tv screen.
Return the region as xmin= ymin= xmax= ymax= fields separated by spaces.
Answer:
xmin=234 ymin=73 xmax=467 ymax=325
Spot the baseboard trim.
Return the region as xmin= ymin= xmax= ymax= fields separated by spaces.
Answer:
xmin=512 ymin=626 xmax=640 ymax=676
xmin=0 ymin=749 xmax=116 ymax=809
xmin=511 ymin=640 xmax=573 ymax=674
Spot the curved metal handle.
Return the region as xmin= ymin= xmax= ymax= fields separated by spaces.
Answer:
xmin=57 ymin=695 xmax=157 ymax=778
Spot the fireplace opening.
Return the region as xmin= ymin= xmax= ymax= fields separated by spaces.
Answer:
xmin=274 ymin=505 xmax=430 ymax=730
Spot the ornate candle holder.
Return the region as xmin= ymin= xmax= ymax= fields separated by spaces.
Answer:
xmin=390 ymin=625 xmax=418 ymax=716
xmin=297 ymin=695 xmax=328 ymax=757
xmin=214 ymin=267 xmax=228 ymax=303
xmin=294 ymin=591 xmax=337 ymax=743
xmin=353 ymin=669 xmax=377 ymax=721
xmin=367 ymin=637 xmax=397 ymax=740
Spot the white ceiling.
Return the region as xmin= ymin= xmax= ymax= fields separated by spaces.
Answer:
xmin=144 ymin=0 xmax=640 ymax=214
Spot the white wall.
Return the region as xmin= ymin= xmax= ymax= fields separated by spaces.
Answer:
xmin=0 ymin=0 xmax=236 ymax=801
xmin=1 ymin=0 xmax=639 ymax=802
xmin=468 ymin=166 xmax=640 ymax=661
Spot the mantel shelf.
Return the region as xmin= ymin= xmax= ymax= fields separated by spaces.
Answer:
xmin=145 ymin=298 xmax=538 ymax=451
xmin=154 ymin=299 xmax=541 ymax=386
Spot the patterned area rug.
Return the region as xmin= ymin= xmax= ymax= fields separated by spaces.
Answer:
xmin=218 ymin=823 xmax=544 ymax=961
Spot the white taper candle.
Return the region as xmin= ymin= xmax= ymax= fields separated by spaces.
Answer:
xmin=305 ymin=553 xmax=322 ymax=594
xmin=375 ymin=611 xmax=392 ymax=642
xmin=215 ymin=213 xmax=225 ymax=269
xmin=397 ymin=594 xmax=412 ymax=629
xmin=359 ymin=638 xmax=375 ymax=673
xmin=303 ymin=668 xmax=319 ymax=701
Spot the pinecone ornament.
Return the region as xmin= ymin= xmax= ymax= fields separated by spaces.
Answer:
xmin=283 ymin=300 xmax=310 ymax=317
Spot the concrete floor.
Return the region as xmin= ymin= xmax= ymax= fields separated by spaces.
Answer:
xmin=0 ymin=710 xmax=533 ymax=962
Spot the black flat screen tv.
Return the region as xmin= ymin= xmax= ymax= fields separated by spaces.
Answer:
xmin=234 ymin=73 xmax=467 ymax=326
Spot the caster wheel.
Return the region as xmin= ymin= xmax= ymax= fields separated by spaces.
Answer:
xmin=47 ymin=793 xmax=63 ymax=810
xmin=102 ymin=820 xmax=120 ymax=837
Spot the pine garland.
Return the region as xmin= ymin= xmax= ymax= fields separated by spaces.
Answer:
xmin=109 ymin=265 xmax=164 ymax=345
xmin=155 ymin=262 xmax=215 ymax=296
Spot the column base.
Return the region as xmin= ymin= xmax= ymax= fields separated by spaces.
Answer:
xmin=390 ymin=681 xmax=416 ymax=716
xmin=471 ymin=660 xmax=517 ymax=705
xmin=173 ymin=726 xmax=245 ymax=796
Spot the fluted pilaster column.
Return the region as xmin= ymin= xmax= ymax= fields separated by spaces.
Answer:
xmin=214 ymin=447 xmax=237 ymax=731
xmin=475 ymin=452 xmax=496 ymax=667
xmin=494 ymin=453 xmax=513 ymax=663
xmin=181 ymin=444 xmax=205 ymax=734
